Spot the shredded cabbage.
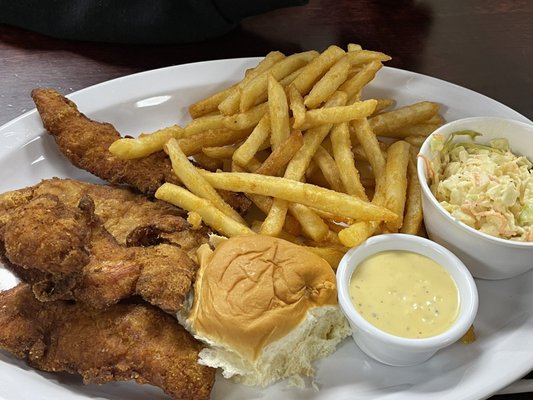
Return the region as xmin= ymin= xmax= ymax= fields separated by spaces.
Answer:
xmin=428 ymin=130 xmax=533 ymax=242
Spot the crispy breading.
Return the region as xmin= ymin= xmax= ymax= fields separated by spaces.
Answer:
xmin=0 ymin=284 xmax=216 ymax=400
xmin=31 ymin=88 xmax=251 ymax=215
xmin=0 ymin=178 xmax=210 ymax=260
xmin=1 ymin=194 xmax=197 ymax=313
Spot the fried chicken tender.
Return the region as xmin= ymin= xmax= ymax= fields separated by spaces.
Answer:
xmin=31 ymin=88 xmax=251 ymax=215
xmin=0 ymin=178 xmax=210 ymax=260
xmin=1 ymin=193 xmax=197 ymax=313
xmin=0 ymin=284 xmax=216 ymax=400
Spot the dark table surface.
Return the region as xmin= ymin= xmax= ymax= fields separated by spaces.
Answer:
xmin=0 ymin=0 xmax=531 ymax=398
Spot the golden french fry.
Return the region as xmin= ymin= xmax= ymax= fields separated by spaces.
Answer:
xmin=373 ymin=98 xmax=395 ymax=114
xmin=189 ymin=85 xmax=236 ymax=119
xmin=330 ymin=122 xmax=367 ymax=199
xmin=394 ymin=122 xmax=442 ymax=138
xmin=288 ymin=202 xmax=330 ymax=242
xmin=202 ymin=144 xmax=238 ymax=159
xmin=223 ymin=102 xmax=269 ymax=130
xmin=345 ymin=49 xmax=392 ymax=66
xmin=178 ymin=127 xmax=252 ymax=156
xmin=384 ymin=140 xmax=411 ymax=232
xmin=165 ymin=138 xmax=246 ymax=224
xmin=217 ymin=51 xmax=286 ymax=115
xmin=239 ymin=51 xmax=318 ymax=112
xmin=192 ymin=152 xmax=223 ymax=171
xmin=304 ymin=245 xmax=347 ymax=270
xmin=155 ymin=183 xmax=254 ymax=237
xmin=109 ymin=124 xmax=183 ymax=159
xmin=268 ymin=74 xmax=291 ymax=149
xmin=187 ymin=211 xmax=203 ymax=230
xmin=351 ymin=118 xmax=386 ymax=189
xmin=347 ymin=43 xmax=362 ymax=52
xmin=255 ymin=130 xmax=303 ymax=176
xmin=299 ymin=99 xmax=377 ymax=130
xmin=460 ymin=325 xmax=476 ymax=344
xmin=260 ymin=197 xmax=289 ymax=236
xmin=339 ymin=60 xmax=383 ymax=103
xmin=313 ymin=145 xmax=345 ymax=192
xmin=400 ymin=155 xmax=424 ymax=235
xmin=183 ymin=113 xmax=225 ymax=137
xmin=288 ymin=84 xmax=306 ymax=130
xmin=403 ymin=135 xmax=428 ymax=148
xmin=198 ymin=171 xmax=398 ymax=222
xmin=231 ymin=114 xmax=270 ymax=167
xmin=304 ymin=55 xmax=350 ymax=109
xmin=339 ymin=220 xmax=381 ymax=247
xmin=292 ymin=45 xmax=346 ymax=95
xmin=369 ymin=101 xmax=440 ymax=137
xmin=286 ymin=91 xmax=347 ymax=179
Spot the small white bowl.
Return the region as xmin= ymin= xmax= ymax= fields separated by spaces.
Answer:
xmin=417 ymin=116 xmax=533 ymax=279
xmin=336 ymin=234 xmax=478 ymax=367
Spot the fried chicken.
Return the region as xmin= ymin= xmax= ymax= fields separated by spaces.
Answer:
xmin=31 ymin=88 xmax=251 ymax=215
xmin=1 ymin=193 xmax=197 ymax=313
xmin=0 ymin=178 xmax=210 ymax=260
xmin=0 ymin=284 xmax=215 ymax=400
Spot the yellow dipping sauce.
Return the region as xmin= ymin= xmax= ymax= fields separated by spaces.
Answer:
xmin=349 ymin=250 xmax=459 ymax=338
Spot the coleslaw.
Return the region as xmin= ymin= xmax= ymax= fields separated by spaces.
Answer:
xmin=425 ymin=130 xmax=533 ymax=241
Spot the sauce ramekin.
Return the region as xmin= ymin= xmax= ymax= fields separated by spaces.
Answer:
xmin=336 ymin=233 xmax=478 ymax=366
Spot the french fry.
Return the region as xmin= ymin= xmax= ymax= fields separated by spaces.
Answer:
xmin=330 ymin=122 xmax=367 ymax=199
xmin=202 ymin=144 xmax=238 ymax=159
xmin=239 ymin=51 xmax=318 ymax=112
xmin=109 ymin=124 xmax=183 ymax=159
xmin=255 ymin=130 xmax=303 ymax=176
xmin=347 ymin=43 xmax=362 ymax=52
xmin=395 ymin=122 xmax=442 ymax=138
xmin=345 ymin=49 xmax=392 ymax=66
xmin=198 ymin=171 xmax=398 ymax=222
xmin=223 ymin=102 xmax=269 ymax=130
xmin=373 ymin=98 xmax=395 ymax=114
xmin=289 ymin=202 xmax=330 ymax=242
xmin=299 ymin=99 xmax=377 ymax=130
xmin=340 ymin=60 xmax=383 ymax=103
xmin=187 ymin=211 xmax=203 ymax=230
xmin=188 ymin=84 xmax=236 ymax=119
xmin=232 ymin=114 xmax=270 ymax=167
xmin=268 ymin=75 xmax=291 ymax=150
xmin=165 ymin=138 xmax=246 ymax=224
xmin=312 ymin=145 xmax=345 ymax=192
xmin=260 ymin=197 xmax=289 ymax=236
xmin=351 ymin=118 xmax=386 ymax=188
xmin=383 ymin=140 xmax=411 ymax=232
xmin=400 ymin=154 xmax=424 ymax=234
xmin=460 ymin=325 xmax=476 ymax=344
xmin=288 ymin=84 xmax=306 ymax=130
xmin=183 ymin=114 xmax=225 ymax=137
xmin=178 ymin=127 xmax=252 ymax=156
xmin=304 ymin=245 xmax=347 ymax=270
xmin=304 ymin=55 xmax=350 ymax=109
xmin=292 ymin=45 xmax=346 ymax=95
xmin=217 ymin=51 xmax=286 ymax=115
xmin=192 ymin=152 xmax=223 ymax=171
xmin=369 ymin=101 xmax=440 ymax=137
xmin=155 ymin=183 xmax=254 ymax=237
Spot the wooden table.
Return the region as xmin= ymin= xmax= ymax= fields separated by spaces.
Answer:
xmin=0 ymin=0 xmax=531 ymax=398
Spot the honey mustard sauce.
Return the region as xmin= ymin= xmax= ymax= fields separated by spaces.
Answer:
xmin=349 ymin=250 xmax=459 ymax=338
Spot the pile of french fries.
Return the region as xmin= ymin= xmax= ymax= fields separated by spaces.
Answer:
xmin=109 ymin=44 xmax=444 ymax=269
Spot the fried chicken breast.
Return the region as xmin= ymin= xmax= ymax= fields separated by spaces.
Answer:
xmin=31 ymin=88 xmax=251 ymax=215
xmin=0 ymin=284 xmax=216 ymax=400
xmin=1 ymin=193 xmax=197 ymax=313
xmin=0 ymin=178 xmax=210 ymax=260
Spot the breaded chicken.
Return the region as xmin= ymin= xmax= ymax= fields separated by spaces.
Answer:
xmin=31 ymin=88 xmax=251 ymax=215
xmin=0 ymin=284 xmax=215 ymax=400
xmin=1 ymin=194 xmax=197 ymax=313
xmin=0 ymin=178 xmax=210 ymax=260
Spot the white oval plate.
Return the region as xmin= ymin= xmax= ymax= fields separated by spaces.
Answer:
xmin=0 ymin=58 xmax=532 ymax=400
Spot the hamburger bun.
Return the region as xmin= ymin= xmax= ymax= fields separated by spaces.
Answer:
xmin=178 ymin=235 xmax=350 ymax=387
